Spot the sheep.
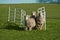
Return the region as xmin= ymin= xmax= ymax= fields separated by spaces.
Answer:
xmin=36 ymin=11 xmax=44 ymax=30
xmin=25 ymin=14 xmax=36 ymax=31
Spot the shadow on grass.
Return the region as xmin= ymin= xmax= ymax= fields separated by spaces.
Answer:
xmin=0 ymin=22 xmax=37 ymax=31
xmin=0 ymin=22 xmax=25 ymax=31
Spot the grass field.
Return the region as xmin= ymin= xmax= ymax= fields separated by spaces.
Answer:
xmin=0 ymin=4 xmax=60 ymax=40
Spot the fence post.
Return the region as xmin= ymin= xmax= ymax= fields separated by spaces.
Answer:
xmin=14 ymin=8 xmax=16 ymax=22
xmin=8 ymin=7 xmax=10 ymax=22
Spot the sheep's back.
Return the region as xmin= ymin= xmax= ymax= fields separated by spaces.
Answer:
xmin=29 ymin=18 xmax=36 ymax=27
xmin=25 ymin=18 xmax=36 ymax=28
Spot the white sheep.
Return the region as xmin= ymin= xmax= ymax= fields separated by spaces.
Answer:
xmin=25 ymin=14 xmax=36 ymax=31
xmin=36 ymin=11 xmax=44 ymax=30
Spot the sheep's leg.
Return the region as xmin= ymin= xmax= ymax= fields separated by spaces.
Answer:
xmin=29 ymin=27 xmax=32 ymax=31
xmin=40 ymin=24 xmax=43 ymax=30
xmin=37 ymin=25 xmax=40 ymax=30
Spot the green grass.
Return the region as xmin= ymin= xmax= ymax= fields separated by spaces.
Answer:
xmin=0 ymin=4 xmax=60 ymax=40
xmin=0 ymin=19 xmax=60 ymax=40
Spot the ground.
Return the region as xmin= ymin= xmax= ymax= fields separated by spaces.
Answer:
xmin=0 ymin=4 xmax=60 ymax=40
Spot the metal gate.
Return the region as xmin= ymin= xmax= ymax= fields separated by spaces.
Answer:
xmin=8 ymin=7 xmax=26 ymax=27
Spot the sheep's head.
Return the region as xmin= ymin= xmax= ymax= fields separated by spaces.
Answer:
xmin=31 ymin=11 xmax=36 ymax=16
xmin=31 ymin=11 xmax=36 ymax=18
xmin=38 ymin=11 xmax=43 ymax=16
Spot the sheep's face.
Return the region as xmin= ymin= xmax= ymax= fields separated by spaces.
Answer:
xmin=39 ymin=13 xmax=41 ymax=16
xmin=38 ymin=11 xmax=42 ymax=16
